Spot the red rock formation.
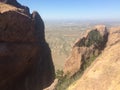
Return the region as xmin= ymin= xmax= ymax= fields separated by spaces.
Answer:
xmin=68 ymin=27 xmax=120 ymax=90
xmin=0 ymin=2 xmax=55 ymax=90
xmin=64 ymin=25 xmax=108 ymax=76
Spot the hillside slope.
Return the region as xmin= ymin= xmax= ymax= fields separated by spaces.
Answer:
xmin=67 ymin=27 xmax=120 ymax=90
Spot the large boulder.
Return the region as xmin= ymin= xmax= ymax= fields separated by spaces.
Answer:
xmin=64 ymin=25 xmax=108 ymax=76
xmin=0 ymin=2 xmax=55 ymax=90
xmin=68 ymin=27 xmax=120 ymax=90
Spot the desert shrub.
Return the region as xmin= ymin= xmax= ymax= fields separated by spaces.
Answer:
xmin=56 ymin=69 xmax=64 ymax=79
xmin=55 ymin=55 xmax=97 ymax=90
xmin=55 ymin=70 xmax=69 ymax=90
xmin=81 ymin=55 xmax=97 ymax=71
xmin=85 ymin=30 xmax=103 ymax=47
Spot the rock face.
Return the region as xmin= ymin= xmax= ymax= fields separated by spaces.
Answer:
xmin=64 ymin=25 xmax=108 ymax=76
xmin=0 ymin=0 xmax=30 ymax=15
xmin=68 ymin=27 xmax=120 ymax=90
xmin=0 ymin=2 xmax=55 ymax=90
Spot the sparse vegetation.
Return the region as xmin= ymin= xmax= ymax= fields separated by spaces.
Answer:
xmin=85 ymin=29 xmax=103 ymax=47
xmin=55 ymin=55 xmax=97 ymax=90
xmin=45 ymin=23 xmax=88 ymax=69
xmin=81 ymin=55 xmax=97 ymax=71
xmin=45 ymin=23 xmax=101 ymax=89
xmin=45 ymin=22 xmax=110 ymax=89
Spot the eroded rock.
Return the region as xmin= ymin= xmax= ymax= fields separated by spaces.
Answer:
xmin=0 ymin=2 xmax=55 ymax=90
xmin=64 ymin=25 xmax=108 ymax=76
xmin=70 ymin=27 xmax=120 ymax=90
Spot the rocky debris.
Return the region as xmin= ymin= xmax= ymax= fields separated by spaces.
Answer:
xmin=64 ymin=25 xmax=108 ymax=77
xmin=0 ymin=2 xmax=55 ymax=90
xmin=69 ymin=27 xmax=120 ymax=90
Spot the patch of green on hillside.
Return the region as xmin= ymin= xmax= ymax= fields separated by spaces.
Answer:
xmin=55 ymin=55 xmax=97 ymax=90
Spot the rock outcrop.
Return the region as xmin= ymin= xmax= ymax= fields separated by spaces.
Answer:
xmin=68 ymin=27 xmax=120 ymax=90
xmin=0 ymin=2 xmax=55 ymax=90
xmin=64 ymin=25 xmax=108 ymax=77
xmin=0 ymin=0 xmax=30 ymax=15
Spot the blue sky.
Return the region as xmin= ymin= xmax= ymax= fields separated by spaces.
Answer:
xmin=19 ymin=0 xmax=120 ymax=20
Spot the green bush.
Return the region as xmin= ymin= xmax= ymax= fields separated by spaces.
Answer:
xmin=85 ymin=30 xmax=103 ymax=47
xmin=81 ymin=55 xmax=97 ymax=71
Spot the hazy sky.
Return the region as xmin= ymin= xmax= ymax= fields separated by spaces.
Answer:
xmin=19 ymin=0 xmax=120 ymax=20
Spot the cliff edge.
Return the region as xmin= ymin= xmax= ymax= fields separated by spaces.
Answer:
xmin=64 ymin=25 xmax=108 ymax=77
xmin=0 ymin=1 xmax=55 ymax=90
xmin=67 ymin=27 xmax=120 ymax=90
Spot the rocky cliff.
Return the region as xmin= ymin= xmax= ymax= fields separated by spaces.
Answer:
xmin=66 ymin=27 xmax=120 ymax=90
xmin=0 ymin=1 xmax=55 ymax=90
xmin=64 ymin=25 xmax=108 ymax=77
